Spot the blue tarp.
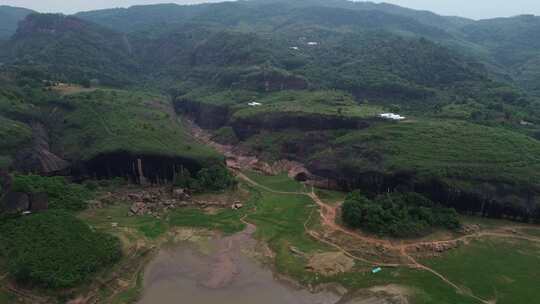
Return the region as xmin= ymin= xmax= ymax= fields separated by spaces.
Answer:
xmin=372 ymin=267 xmax=382 ymax=274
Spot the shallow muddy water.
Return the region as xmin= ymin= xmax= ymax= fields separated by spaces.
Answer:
xmin=137 ymin=225 xmax=341 ymax=304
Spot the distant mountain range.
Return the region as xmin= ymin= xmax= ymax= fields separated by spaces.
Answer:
xmin=2 ymin=0 xmax=540 ymax=222
xmin=0 ymin=5 xmax=35 ymax=39
xmin=1 ymin=0 xmax=538 ymax=96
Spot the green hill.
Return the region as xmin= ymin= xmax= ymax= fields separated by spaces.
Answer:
xmin=460 ymin=15 xmax=540 ymax=95
xmin=0 ymin=1 xmax=539 ymax=219
xmin=5 ymin=13 xmax=139 ymax=86
xmin=0 ymin=5 xmax=35 ymax=39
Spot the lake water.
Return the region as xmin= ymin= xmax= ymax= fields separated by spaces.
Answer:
xmin=137 ymin=226 xmax=342 ymax=304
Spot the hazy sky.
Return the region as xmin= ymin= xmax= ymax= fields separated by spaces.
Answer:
xmin=1 ymin=0 xmax=539 ymax=19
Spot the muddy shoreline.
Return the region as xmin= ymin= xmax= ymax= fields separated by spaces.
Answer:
xmin=137 ymin=225 xmax=342 ymax=304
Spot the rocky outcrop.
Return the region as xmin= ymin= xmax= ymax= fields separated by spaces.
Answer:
xmin=122 ymin=188 xmax=240 ymax=217
xmin=15 ymin=14 xmax=87 ymax=37
xmin=409 ymin=240 xmax=462 ymax=257
xmin=14 ymin=123 xmax=70 ymax=175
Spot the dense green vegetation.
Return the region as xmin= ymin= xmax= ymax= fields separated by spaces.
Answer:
xmin=342 ymin=191 xmax=460 ymax=237
xmin=12 ymin=174 xmax=92 ymax=211
xmin=1 ymin=2 xmax=539 ymax=303
xmin=331 ymin=120 xmax=540 ymax=185
xmin=0 ymin=211 xmax=121 ymax=288
xmin=58 ymin=90 xmax=218 ymax=162
xmin=0 ymin=116 xmax=32 ymax=169
xmin=231 ymin=90 xmax=383 ymax=119
xmin=0 ymin=6 xmax=34 ymax=39
xmin=173 ymin=165 xmax=237 ymax=192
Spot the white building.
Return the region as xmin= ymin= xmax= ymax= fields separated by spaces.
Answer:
xmin=379 ymin=113 xmax=406 ymax=120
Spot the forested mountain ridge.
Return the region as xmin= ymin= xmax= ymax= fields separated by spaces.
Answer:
xmin=0 ymin=7 xmax=520 ymax=108
xmin=3 ymin=3 xmax=540 ymax=303
xmin=0 ymin=5 xmax=35 ymax=39
xmin=72 ymin=0 xmax=540 ymax=97
xmin=1 ymin=0 xmax=540 ymax=222
xmin=1 ymin=1 xmax=538 ymax=98
xmin=3 ymin=13 xmax=139 ymax=86
xmin=460 ymin=15 xmax=540 ymax=95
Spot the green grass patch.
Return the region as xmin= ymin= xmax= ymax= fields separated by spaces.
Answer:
xmin=232 ymin=90 xmax=383 ymax=120
xmin=59 ymin=89 xmax=220 ymax=162
xmin=244 ymin=171 xmax=308 ymax=193
xmin=81 ymin=203 xmax=168 ymax=239
xmin=0 ymin=116 xmax=32 ymax=168
xmin=0 ymin=291 xmax=17 ymax=304
xmin=168 ymin=208 xmax=245 ymax=234
xmin=245 ymin=185 xmax=328 ymax=282
xmin=12 ymin=174 xmax=93 ymax=211
xmin=425 ymin=237 xmax=540 ymax=304
xmin=315 ymin=189 xmax=346 ymax=204
xmin=333 ymin=119 xmax=540 ymax=185
xmin=330 ymin=267 xmax=480 ymax=304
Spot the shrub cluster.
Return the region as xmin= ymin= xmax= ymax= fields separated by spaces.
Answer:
xmin=173 ymin=165 xmax=237 ymax=192
xmin=0 ymin=211 xmax=122 ymax=288
xmin=342 ymin=191 xmax=460 ymax=237
xmin=12 ymin=174 xmax=92 ymax=211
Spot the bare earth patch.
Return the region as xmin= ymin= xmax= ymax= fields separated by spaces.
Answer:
xmin=307 ymin=251 xmax=355 ymax=276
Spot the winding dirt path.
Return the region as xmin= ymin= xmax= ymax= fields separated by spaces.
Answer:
xmin=186 ymin=120 xmax=537 ymax=304
xmin=236 ymin=172 xmax=502 ymax=304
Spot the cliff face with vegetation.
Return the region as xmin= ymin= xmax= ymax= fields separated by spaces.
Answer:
xmin=0 ymin=0 xmax=540 ymax=221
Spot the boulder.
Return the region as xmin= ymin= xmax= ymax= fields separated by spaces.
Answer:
xmin=30 ymin=192 xmax=49 ymax=211
xmin=1 ymin=192 xmax=30 ymax=214
xmin=128 ymin=193 xmax=143 ymax=201
xmin=130 ymin=202 xmax=147 ymax=216
xmin=231 ymin=202 xmax=244 ymax=210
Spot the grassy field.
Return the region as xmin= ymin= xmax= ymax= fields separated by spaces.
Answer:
xmin=232 ymin=90 xmax=384 ymax=119
xmin=59 ymin=89 xmax=220 ymax=162
xmin=246 ymin=188 xmax=330 ymax=282
xmin=332 ymin=119 xmax=540 ymax=185
xmin=0 ymin=291 xmax=18 ymax=304
xmin=182 ymin=89 xmax=384 ymax=120
xmin=315 ymin=188 xmax=347 ymax=205
xmin=241 ymin=172 xmax=481 ymax=303
xmin=424 ymin=237 xmax=540 ymax=304
xmin=244 ymin=171 xmax=309 ymax=193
